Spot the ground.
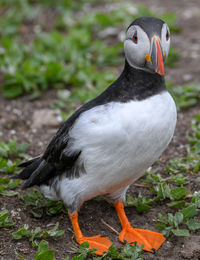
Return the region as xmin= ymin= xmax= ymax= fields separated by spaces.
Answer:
xmin=0 ymin=0 xmax=200 ymax=259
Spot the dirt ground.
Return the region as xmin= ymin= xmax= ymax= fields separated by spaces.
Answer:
xmin=1 ymin=0 xmax=200 ymax=259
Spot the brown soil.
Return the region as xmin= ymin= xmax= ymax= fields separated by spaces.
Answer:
xmin=1 ymin=0 xmax=200 ymax=259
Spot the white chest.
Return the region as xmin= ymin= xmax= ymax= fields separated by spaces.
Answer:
xmin=66 ymin=91 xmax=177 ymax=193
xmin=41 ymin=91 xmax=177 ymax=207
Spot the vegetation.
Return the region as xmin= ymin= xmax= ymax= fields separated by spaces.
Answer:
xmin=1 ymin=0 xmax=200 ymax=259
xmin=0 ymin=0 xmax=180 ymax=106
xmin=0 ymin=209 xmax=15 ymax=228
xmin=12 ymin=222 xmax=65 ymax=247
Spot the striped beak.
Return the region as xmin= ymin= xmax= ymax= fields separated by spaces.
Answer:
xmin=145 ymin=36 xmax=165 ymax=77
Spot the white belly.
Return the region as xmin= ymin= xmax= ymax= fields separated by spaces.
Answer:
xmin=41 ymin=91 xmax=177 ymax=209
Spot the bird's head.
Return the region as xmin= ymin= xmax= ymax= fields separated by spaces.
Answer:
xmin=124 ymin=17 xmax=170 ymax=77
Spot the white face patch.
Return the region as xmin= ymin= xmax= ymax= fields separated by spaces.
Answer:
xmin=161 ymin=23 xmax=170 ymax=60
xmin=124 ymin=25 xmax=150 ymax=69
xmin=124 ymin=23 xmax=171 ymax=72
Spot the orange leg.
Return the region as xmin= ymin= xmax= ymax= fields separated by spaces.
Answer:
xmin=68 ymin=212 xmax=112 ymax=255
xmin=114 ymin=201 xmax=166 ymax=253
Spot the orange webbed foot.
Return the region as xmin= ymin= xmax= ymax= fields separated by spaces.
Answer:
xmin=114 ymin=201 xmax=166 ymax=253
xmin=78 ymin=235 xmax=112 ymax=255
xmin=119 ymin=226 xmax=166 ymax=252
xmin=69 ymin=212 xmax=112 ymax=255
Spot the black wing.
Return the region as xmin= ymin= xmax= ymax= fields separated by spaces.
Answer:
xmin=15 ymin=67 xmax=131 ymax=189
xmin=15 ymin=109 xmax=84 ymax=188
xmin=16 ymin=90 xmax=113 ymax=189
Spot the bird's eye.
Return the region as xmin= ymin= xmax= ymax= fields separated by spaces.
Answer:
xmin=166 ymin=30 xmax=170 ymax=41
xmin=132 ymin=31 xmax=138 ymax=44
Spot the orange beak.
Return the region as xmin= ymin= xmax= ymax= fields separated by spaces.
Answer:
xmin=155 ymin=38 xmax=165 ymax=76
xmin=145 ymin=36 xmax=165 ymax=77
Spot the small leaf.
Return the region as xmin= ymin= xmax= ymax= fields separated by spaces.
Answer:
xmin=2 ymin=84 xmax=23 ymax=99
xmin=0 ymin=190 xmax=18 ymax=196
xmin=157 ymin=213 xmax=168 ymax=224
xmin=172 ymin=229 xmax=190 ymax=237
xmin=179 ymin=205 xmax=197 ymax=220
xmin=0 ymin=210 xmax=9 ymax=222
xmin=186 ymin=218 xmax=200 ymax=231
xmin=120 ymin=242 xmax=144 ymax=259
xmin=106 ymin=244 xmax=119 ymax=258
xmin=35 ymin=240 xmax=55 ymax=260
xmin=35 ymin=240 xmax=49 ymax=257
xmin=79 ymin=241 xmax=90 ymax=249
xmin=170 ymin=187 xmax=188 ymax=200
xmin=167 ymin=201 xmax=186 ymax=208
xmin=0 ymin=209 xmax=14 ymax=228
xmin=168 ymin=213 xmax=174 ymax=226
xmin=12 ymin=225 xmax=30 ymax=239
xmin=35 ymin=250 xmax=55 ymax=260
xmin=174 ymin=212 xmax=184 ymax=227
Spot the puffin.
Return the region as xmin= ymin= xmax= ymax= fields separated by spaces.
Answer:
xmin=16 ymin=17 xmax=177 ymax=255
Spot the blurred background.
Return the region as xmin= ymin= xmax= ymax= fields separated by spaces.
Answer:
xmin=0 ymin=0 xmax=200 ymax=149
xmin=0 ymin=1 xmax=200 ymax=259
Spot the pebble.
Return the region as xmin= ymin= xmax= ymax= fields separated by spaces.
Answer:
xmin=183 ymin=74 xmax=192 ymax=82
xmin=32 ymin=109 xmax=61 ymax=128
xmin=10 ymin=129 xmax=16 ymax=135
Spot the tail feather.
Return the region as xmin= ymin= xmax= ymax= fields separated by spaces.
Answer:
xmin=13 ymin=157 xmax=43 ymax=180
xmin=22 ymin=160 xmax=55 ymax=189
xmin=14 ymin=156 xmax=56 ymax=189
xmin=18 ymin=156 xmax=42 ymax=168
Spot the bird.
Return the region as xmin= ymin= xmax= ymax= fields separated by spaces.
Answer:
xmin=15 ymin=16 xmax=177 ymax=255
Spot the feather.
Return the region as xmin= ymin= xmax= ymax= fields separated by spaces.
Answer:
xmin=17 ymin=155 xmax=42 ymax=167
xmin=13 ymin=157 xmax=42 ymax=180
xmin=22 ymin=160 xmax=55 ymax=189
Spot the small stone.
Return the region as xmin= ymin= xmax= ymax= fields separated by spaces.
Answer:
xmin=32 ymin=109 xmax=61 ymax=128
xmin=10 ymin=129 xmax=16 ymax=135
xmin=183 ymin=74 xmax=192 ymax=82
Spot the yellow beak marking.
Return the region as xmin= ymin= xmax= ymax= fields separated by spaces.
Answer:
xmin=145 ymin=54 xmax=151 ymax=62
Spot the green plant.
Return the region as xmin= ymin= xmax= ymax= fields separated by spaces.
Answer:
xmin=0 ymin=177 xmax=20 ymax=196
xmin=34 ymin=240 xmax=55 ymax=260
xmin=12 ymin=222 xmax=64 ymax=247
xmin=0 ymin=140 xmax=28 ymax=174
xmin=20 ymin=189 xmax=67 ymax=218
xmin=167 ymin=83 xmax=200 ymax=110
xmin=0 ymin=1 xmax=179 ymax=101
xmin=126 ymin=194 xmax=152 ymax=213
xmin=167 ymin=114 xmax=200 ymax=174
xmin=15 ymin=240 xmax=55 ymax=260
xmin=69 ymin=242 xmax=144 ymax=260
xmin=0 ymin=209 xmax=15 ymax=228
xmin=15 ymin=240 xmax=144 ymax=260
xmin=156 ymin=204 xmax=199 ymax=237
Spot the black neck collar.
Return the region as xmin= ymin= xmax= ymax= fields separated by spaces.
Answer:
xmin=112 ymin=59 xmax=166 ymax=101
